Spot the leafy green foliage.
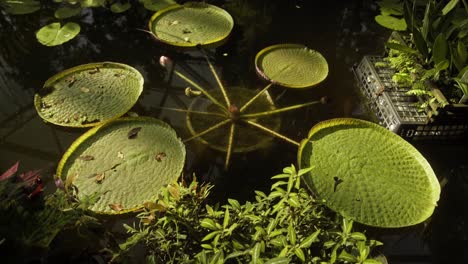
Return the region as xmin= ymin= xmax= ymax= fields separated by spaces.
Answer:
xmin=115 ymin=165 xmax=384 ymax=263
xmin=0 ymin=0 xmax=40 ymax=15
xmin=0 ymin=163 xmax=100 ymax=249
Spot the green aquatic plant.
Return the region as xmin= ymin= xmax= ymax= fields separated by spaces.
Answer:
xmin=34 ymin=62 xmax=144 ymax=127
xmin=115 ymin=165 xmax=384 ymax=263
xmin=0 ymin=0 xmax=178 ymax=46
xmin=255 ymin=44 xmax=329 ymax=88
xmin=148 ymin=2 xmax=234 ymax=48
xmin=159 ymin=46 xmax=328 ymax=169
xmin=56 ymin=117 xmax=186 ymax=214
xmin=298 ymin=118 xmax=441 ymax=228
xmin=0 ymin=161 xmax=100 ymax=249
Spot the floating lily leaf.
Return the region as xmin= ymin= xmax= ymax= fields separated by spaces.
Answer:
xmin=148 ymin=2 xmax=234 ymax=48
xmin=298 ymin=118 xmax=440 ymax=228
xmin=255 ymin=44 xmax=328 ymax=88
xmin=56 ymin=117 xmax=186 ymax=214
xmin=186 ymin=87 xmax=280 ymax=152
xmin=110 ymin=2 xmax=131 ymax=13
xmin=55 ymin=7 xmax=81 ymax=19
xmin=34 ymin=62 xmax=144 ymax=127
xmin=375 ymin=15 xmax=407 ymax=31
xmin=36 ymin=22 xmax=81 ymax=46
xmin=141 ymin=0 xmax=176 ymax=11
xmin=1 ymin=0 xmax=40 ymax=15
xmin=80 ymin=0 xmax=105 ymax=8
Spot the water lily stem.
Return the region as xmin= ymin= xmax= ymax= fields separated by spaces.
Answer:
xmin=184 ymin=119 xmax=230 ymax=143
xmin=225 ymin=123 xmax=235 ymax=170
xmin=173 ymin=70 xmax=228 ymax=113
xmin=243 ymin=120 xmax=299 ymax=146
xmin=200 ymin=48 xmax=231 ymax=107
xmin=154 ymin=107 xmax=226 ymax=117
xmin=239 ymin=83 xmax=273 ymax=113
xmin=241 ymin=100 xmax=321 ymax=118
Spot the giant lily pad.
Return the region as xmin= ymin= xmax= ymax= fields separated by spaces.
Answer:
xmin=56 ymin=117 xmax=186 ymax=214
xmin=255 ymin=44 xmax=329 ymax=88
xmin=186 ymin=87 xmax=281 ymax=152
xmin=148 ymin=2 xmax=234 ymax=48
xmin=298 ymin=118 xmax=440 ymax=228
xmin=34 ymin=62 xmax=144 ymax=127
xmin=36 ymin=22 xmax=81 ymax=46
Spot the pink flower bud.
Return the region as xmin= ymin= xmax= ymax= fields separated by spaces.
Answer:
xmin=159 ymin=56 xmax=173 ymax=68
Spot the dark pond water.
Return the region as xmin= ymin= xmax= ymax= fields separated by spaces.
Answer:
xmin=1 ymin=0 xmax=467 ymax=263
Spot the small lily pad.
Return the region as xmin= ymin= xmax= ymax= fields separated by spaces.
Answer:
xmin=298 ymin=118 xmax=440 ymax=228
xmin=110 ymin=2 xmax=131 ymax=13
xmin=34 ymin=62 xmax=144 ymax=127
xmin=255 ymin=44 xmax=329 ymax=88
xmin=148 ymin=2 xmax=234 ymax=48
xmin=141 ymin=0 xmax=176 ymax=11
xmin=55 ymin=7 xmax=82 ymax=19
xmin=56 ymin=117 xmax=186 ymax=214
xmin=36 ymin=22 xmax=81 ymax=46
xmin=2 ymin=0 xmax=40 ymax=15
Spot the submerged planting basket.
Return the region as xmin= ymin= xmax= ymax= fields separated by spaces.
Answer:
xmin=354 ymin=55 xmax=468 ymax=140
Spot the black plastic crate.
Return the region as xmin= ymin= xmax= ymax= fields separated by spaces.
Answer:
xmin=354 ymin=55 xmax=468 ymax=140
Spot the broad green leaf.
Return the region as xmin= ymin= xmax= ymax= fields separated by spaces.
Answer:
xmin=350 ymin=232 xmax=367 ymax=241
xmin=385 ymin=42 xmax=418 ymax=54
xmin=225 ymin=250 xmax=250 ymax=260
xmin=34 ymin=62 xmax=143 ymax=127
xmin=141 ymin=0 xmax=176 ymax=11
xmin=298 ymin=229 xmax=320 ymax=248
xmin=201 ymin=218 xmax=220 ymax=231
xmin=149 ymin=2 xmax=233 ymax=48
xmin=223 ymin=208 xmax=230 ymax=229
xmin=287 ymin=194 xmax=300 ymax=207
xmin=255 ymin=44 xmax=329 ymax=88
xmin=288 ymin=223 xmax=296 ymax=245
xmin=294 ymin=248 xmax=305 ymax=262
xmin=202 ymin=231 xmax=221 ymax=241
xmin=363 ymin=259 xmax=385 ymax=264
xmin=457 ymin=41 xmax=467 ymax=65
xmin=375 ymin=15 xmax=407 ymax=31
xmin=338 ymin=250 xmax=358 ymax=262
xmin=227 ymin=198 xmax=241 ymax=210
xmin=298 ymin=118 xmax=440 ymax=227
xmin=442 ymin=0 xmax=460 ymax=15
xmin=264 ymin=257 xmax=290 ymax=264
xmin=2 ymin=0 xmax=40 ymax=14
xmin=432 ymin=33 xmax=448 ymax=65
xmin=434 ymin=59 xmax=449 ymax=71
xmin=251 ymin=242 xmax=261 ymax=264
xmin=209 ymin=250 xmax=224 ymax=264
xmin=412 ymin=27 xmax=429 ymax=58
xmin=377 ymin=0 xmax=403 ymax=16
xmin=421 ymin=1 xmax=431 ymax=40
xmin=55 ymin=7 xmax=81 ymax=19
xmin=56 ymin=117 xmax=186 ymax=214
xmin=110 ymin=2 xmax=131 ymax=13
xmin=36 ymin=22 xmax=80 ymax=46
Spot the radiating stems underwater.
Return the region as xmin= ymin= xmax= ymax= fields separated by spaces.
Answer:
xmin=199 ymin=48 xmax=231 ymax=107
xmin=225 ymin=123 xmax=235 ymax=170
xmin=173 ymin=70 xmax=228 ymax=113
xmin=243 ymin=119 xmax=300 ymax=146
xmin=154 ymin=106 xmax=226 ymax=117
xmin=183 ymin=119 xmax=230 ymax=143
xmin=239 ymin=83 xmax=274 ymax=113
xmin=241 ymin=100 xmax=322 ymax=118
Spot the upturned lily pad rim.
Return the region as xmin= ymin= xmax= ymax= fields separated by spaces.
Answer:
xmin=148 ymin=2 xmax=234 ymax=48
xmin=255 ymin=44 xmax=329 ymax=89
xmin=34 ymin=61 xmax=144 ymax=128
xmin=56 ymin=116 xmax=186 ymax=215
xmin=298 ymin=118 xmax=441 ymax=227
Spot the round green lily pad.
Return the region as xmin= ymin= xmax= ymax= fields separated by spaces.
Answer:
xmin=57 ymin=117 xmax=186 ymax=214
xmin=255 ymin=44 xmax=329 ymax=88
xmin=34 ymin=62 xmax=144 ymax=127
xmin=148 ymin=2 xmax=234 ymax=48
xmin=298 ymin=118 xmax=440 ymax=228
xmin=36 ymin=22 xmax=81 ymax=46
xmin=186 ymin=87 xmax=281 ymax=152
